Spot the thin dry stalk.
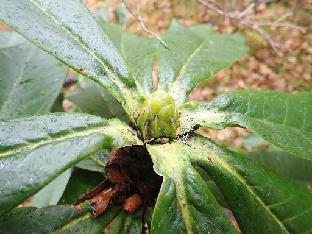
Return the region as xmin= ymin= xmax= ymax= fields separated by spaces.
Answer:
xmin=197 ymin=0 xmax=304 ymax=55
xmin=121 ymin=0 xmax=168 ymax=49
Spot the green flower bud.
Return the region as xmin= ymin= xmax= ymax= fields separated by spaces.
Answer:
xmin=136 ymin=91 xmax=180 ymax=140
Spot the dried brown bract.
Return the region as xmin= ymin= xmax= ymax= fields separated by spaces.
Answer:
xmin=75 ymin=146 xmax=162 ymax=217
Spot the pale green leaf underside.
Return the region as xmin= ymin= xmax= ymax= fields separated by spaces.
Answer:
xmin=31 ymin=169 xmax=72 ymax=208
xmin=147 ymin=143 xmax=236 ymax=234
xmin=0 ymin=113 xmax=141 ymax=215
xmin=0 ymin=31 xmax=67 ymax=119
xmin=0 ymin=0 xmax=137 ymax=112
xmin=67 ymin=79 xmax=128 ymax=122
xmin=158 ymin=21 xmax=248 ymax=104
xmin=0 ymin=205 xmax=121 ymax=234
xmin=188 ymin=136 xmax=312 ymax=234
xmin=180 ymin=91 xmax=312 ymax=160
xmin=75 ymin=149 xmax=109 ymax=172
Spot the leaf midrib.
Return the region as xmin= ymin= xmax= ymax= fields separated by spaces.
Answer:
xmin=0 ymin=122 xmax=110 ymax=158
xmin=28 ymin=0 xmax=128 ymax=96
xmin=155 ymin=151 xmax=194 ymax=234
xmin=172 ymin=39 xmax=206 ymax=85
xmin=206 ymin=152 xmax=291 ymax=234
xmin=51 ymin=212 xmax=91 ymax=234
xmin=0 ymin=47 xmax=33 ymax=113
xmin=175 ymin=178 xmax=194 ymax=234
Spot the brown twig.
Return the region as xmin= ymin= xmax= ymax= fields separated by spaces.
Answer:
xmin=197 ymin=0 xmax=304 ymax=55
xmin=121 ymin=0 xmax=168 ymax=49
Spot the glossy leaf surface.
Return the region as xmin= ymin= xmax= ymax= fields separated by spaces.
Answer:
xmin=189 ymin=136 xmax=312 ymax=234
xmin=103 ymin=210 xmax=143 ymax=234
xmin=0 ymin=31 xmax=67 ymax=119
xmin=180 ymin=91 xmax=312 ymax=160
xmin=0 ymin=205 xmax=120 ymax=233
xmin=147 ymin=142 xmax=236 ymax=234
xmin=157 ymin=21 xmax=247 ymax=104
xmin=100 ymin=22 xmax=156 ymax=97
xmin=0 ymin=0 xmax=136 ymax=111
xmin=0 ymin=113 xmax=141 ymax=215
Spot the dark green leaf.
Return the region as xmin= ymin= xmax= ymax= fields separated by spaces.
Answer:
xmin=31 ymin=169 xmax=72 ymax=208
xmin=181 ymin=91 xmax=312 ymax=160
xmin=0 ymin=205 xmax=120 ymax=234
xmin=248 ymin=146 xmax=312 ymax=183
xmin=157 ymin=21 xmax=247 ymax=104
xmin=189 ymin=136 xmax=312 ymax=234
xmin=67 ymin=80 xmax=128 ymax=122
xmin=59 ymin=168 xmax=105 ymax=205
xmin=0 ymin=113 xmax=141 ymax=215
xmin=100 ymin=22 xmax=156 ymax=97
xmin=147 ymin=142 xmax=236 ymax=234
xmin=104 ymin=210 xmax=143 ymax=234
xmin=0 ymin=0 xmax=138 ymax=113
xmin=0 ymin=31 xmax=67 ymax=119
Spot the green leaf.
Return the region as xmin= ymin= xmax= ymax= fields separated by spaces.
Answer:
xmin=181 ymin=91 xmax=312 ymax=160
xmin=0 ymin=0 xmax=137 ymax=113
xmin=75 ymin=149 xmax=109 ymax=173
xmin=157 ymin=21 xmax=247 ymax=104
xmin=0 ymin=31 xmax=67 ymax=119
xmin=67 ymin=80 xmax=128 ymax=122
xmin=59 ymin=168 xmax=105 ymax=205
xmin=147 ymin=142 xmax=236 ymax=234
xmin=188 ymin=136 xmax=312 ymax=234
xmin=100 ymin=22 xmax=156 ymax=97
xmin=0 ymin=113 xmax=141 ymax=215
xmin=248 ymin=146 xmax=312 ymax=183
xmin=0 ymin=205 xmax=121 ymax=233
xmin=104 ymin=210 xmax=143 ymax=234
xmin=31 ymin=169 xmax=72 ymax=208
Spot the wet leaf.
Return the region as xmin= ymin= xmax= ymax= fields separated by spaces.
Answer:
xmin=157 ymin=21 xmax=247 ymax=104
xmin=0 ymin=205 xmax=121 ymax=234
xmin=0 ymin=0 xmax=138 ymax=114
xmin=180 ymin=91 xmax=312 ymax=160
xmin=0 ymin=113 xmax=141 ymax=215
xmin=99 ymin=22 xmax=156 ymax=97
xmin=189 ymin=136 xmax=312 ymax=233
xmin=147 ymin=142 xmax=236 ymax=234
xmin=0 ymin=31 xmax=67 ymax=119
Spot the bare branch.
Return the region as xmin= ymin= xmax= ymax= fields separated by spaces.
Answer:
xmin=121 ymin=0 xmax=168 ymax=49
xmin=197 ymin=0 xmax=304 ymax=55
xmin=238 ymin=2 xmax=256 ymax=19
